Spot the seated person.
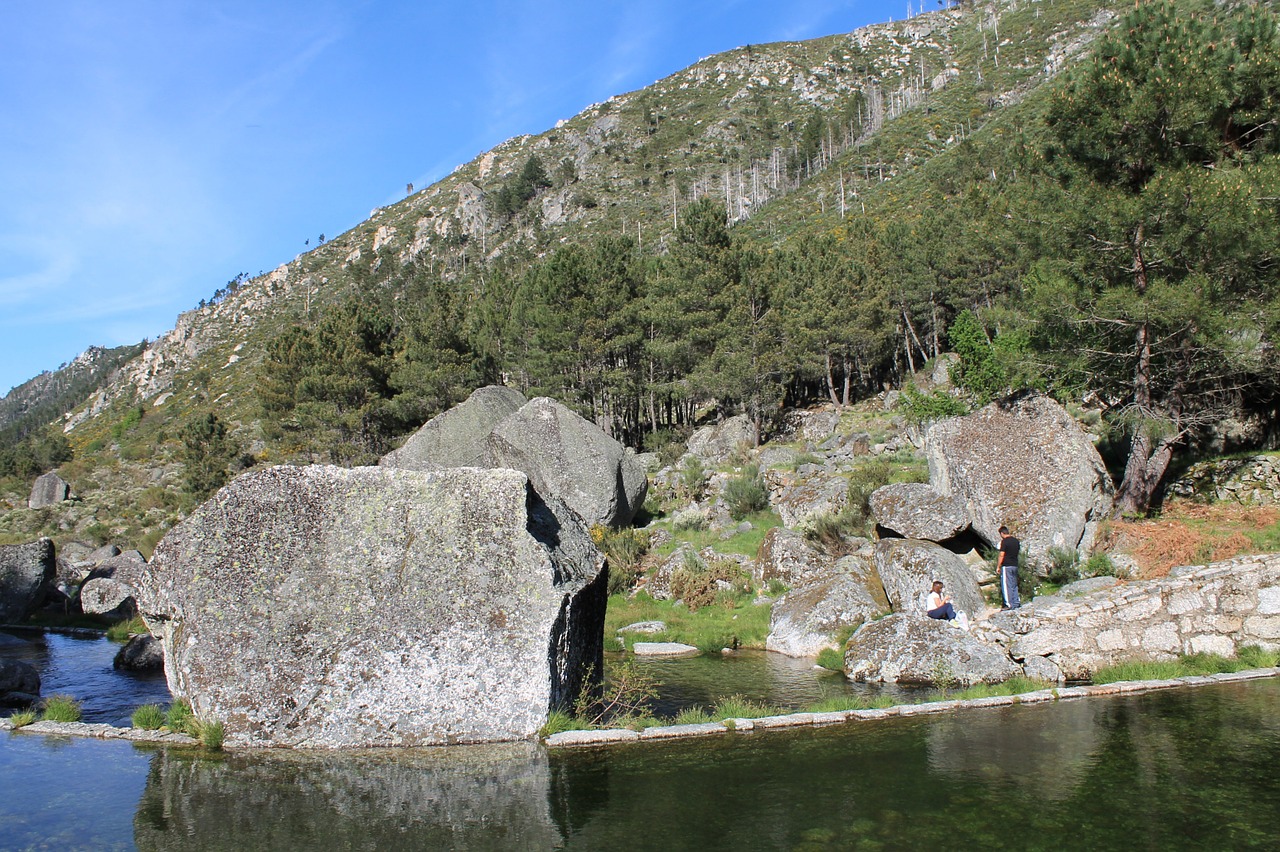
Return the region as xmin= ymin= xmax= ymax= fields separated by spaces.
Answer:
xmin=926 ymin=580 xmax=957 ymax=620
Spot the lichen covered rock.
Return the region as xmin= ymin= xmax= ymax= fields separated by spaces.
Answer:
xmin=0 ymin=538 xmax=55 ymax=622
xmin=844 ymin=614 xmax=1022 ymax=686
xmin=766 ymin=554 xmax=889 ymax=657
xmin=132 ymin=464 xmax=606 ymax=748
xmin=925 ymin=393 xmax=1113 ymax=562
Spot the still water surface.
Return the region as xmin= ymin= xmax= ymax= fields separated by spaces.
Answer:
xmin=2 ymin=633 xmax=1278 ymax=850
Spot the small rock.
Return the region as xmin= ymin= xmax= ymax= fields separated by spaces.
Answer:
xmin=631 ymin=642 xmax=699 ymax=657
xmin=617 ymin=621 xmax=666 ymax=634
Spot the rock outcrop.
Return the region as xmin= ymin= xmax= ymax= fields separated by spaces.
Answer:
xmin=765 ymin=554 xmax=889 ymax=657
xmin=379 ymin=385 xmax=527 ymax=469
xmin=685 ymin=414 xmax=757 ymax=464
xmin=0 ymin=658 xmax=41 ymax=706
xmin=0 ymin=539 xmax=55 ymax=622
xmin=874 ymin=539 xmax=984 ymax=618
xmin=382 ymin=388 xmax=647 ymax=528
xmin=113 ymin=634 xmax=164 ymax=671
xmin=755 ymin=528 xmax=837 ymax=588
xmin=844 ymin=614 xmax=1023 ymax=686
xmin=869 ymin=482 xmax=969 ymax=542
xmin=79 ymin=578 xmax=137 ymax=618
xmin=486 ymin=397 xmax=648 ymax=529
xmin=28 ymin=472 xmax=70 ymax=509
xmin=130 ymin=464 xmax=607 ymax=748
xmin=925 ymin=393 xmax=1113 ymax=562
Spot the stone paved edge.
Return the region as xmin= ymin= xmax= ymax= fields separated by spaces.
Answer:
xmin=542 ymin=667 xmax=1280 ymax=748
xmin=3 ymin=719 xmax=199 ymax=745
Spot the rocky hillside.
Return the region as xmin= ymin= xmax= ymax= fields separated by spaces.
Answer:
xmin=11 ymin=0 xmax=1275 ymax=551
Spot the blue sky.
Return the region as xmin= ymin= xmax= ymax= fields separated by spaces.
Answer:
xmin=0 ymin=0 xmax=910 ymax=396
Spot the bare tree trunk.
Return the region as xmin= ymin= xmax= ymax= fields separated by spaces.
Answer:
xmin=825 ymin=351 xmax=841 ymax=407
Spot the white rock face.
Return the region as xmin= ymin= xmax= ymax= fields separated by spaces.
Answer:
xmin=129 ymin=465 xmax=606 ymax=748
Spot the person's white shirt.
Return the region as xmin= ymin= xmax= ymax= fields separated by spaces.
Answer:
xmin=927 ymin=590 xmax=946 ymax=610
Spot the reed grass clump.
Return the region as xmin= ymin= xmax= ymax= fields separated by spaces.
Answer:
xmin=40 ymin=694 xmax=82 ymax=723
xmin=131 ymin=704 xmax=166 ymax=730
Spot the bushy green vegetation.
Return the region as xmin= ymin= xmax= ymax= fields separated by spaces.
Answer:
xmin=40 ymin=695 xmax=83 ymax=723
xmin=7 ymin=710 xmax=36 ymax=728
xmin=723 ymin=465 xmax=769 ymax=519
xmin=131 ymin=704 xmax=166 ymax=730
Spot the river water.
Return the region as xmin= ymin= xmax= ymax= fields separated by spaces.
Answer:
xmin=3 ymin=632 xmax=1279 ymax=850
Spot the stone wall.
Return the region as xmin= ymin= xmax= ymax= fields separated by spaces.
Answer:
xmin=1004 ymin=554 xmax=1280 ymax=679
xmin=1169 ymin=454 xmax=1280 ymax=506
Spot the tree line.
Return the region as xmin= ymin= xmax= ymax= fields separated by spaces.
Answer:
xmin=256 ymin=0 xmax=1279 ymax=515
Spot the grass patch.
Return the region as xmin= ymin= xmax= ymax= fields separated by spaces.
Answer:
xmin=539 ymin=709 xmax=577 ymax=738
xmin=653 ymin=509 xmax=782 ymax=558
xmin=166 ymin=699 xmax=194 ymax=732
xmin=194 ymin=719 xmax=225 ymax=750
xmin=672 ymin=707 xmax=715 ymax=726
xmin=106 ymin=615 xmax=148 ymax=642
xmin=712 ymin=694 xmax=784 ymax=720
xmin=606 ymin=591 xmax=771 ymax=652
xmin=1091 ymin=647 xmax=1280 ymax=684
xmin=8 ymin=710 xmax=37 ymax=728
xmin=803 ymin=694 xmax=898 ymax=713
xmin=815 ymin=647 xmax=845 ymax=672
xmin=947 ymin=677 xmax=1052 ymax=701
xmin=131 ymin=704 xmax=166 ymax=730
xmin=40 ymin=694 xmax=83 ymax=723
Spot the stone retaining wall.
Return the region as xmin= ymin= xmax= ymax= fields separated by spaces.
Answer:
xmin=1170 ymin=455 xmax=1280 ymax=506
xmin=1003 ymin=554 xmax=1280 ymax=679
xmin=543 ymin=667 xmax=1279 ymax=748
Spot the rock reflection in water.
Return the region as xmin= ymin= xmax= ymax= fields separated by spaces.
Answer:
xmin=926 ymin=701 xmax=1101 ymax=799
xmin=133 ymin=742 xmax=566 ymax=851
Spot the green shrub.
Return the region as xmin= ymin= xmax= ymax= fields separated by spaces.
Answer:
xmin=896 ymin=384 xmax=968 ymax=425
xmin=804 ymin=510 xmax=864 ymax=554
xmin=1237 ymin=645 xmax=1280 ymax=669
xmin=1083 ymin=552 xmax=1117 ymax=577
xmin=132 ymin=704 xmax=166 ymax=730
xmin=1046 ymin=546 xmax=1080 ymax=585
xmin=593 ymin=526 xmax=651 ymax=596
xmin=196 ymin=719 xmax=225 ymax=750
xmin=669 ymin=553 xmax=750 ymax=612
xmin=40 ymin=694 xmax=82 ymax=723
xmin=678 ymin=456 xmax=706 ymax=500
xmin=723 ymin=465 xmax=769 ymax=519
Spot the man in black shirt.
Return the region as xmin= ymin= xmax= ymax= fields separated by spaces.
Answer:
xmin=996 ymin=525 xmax=1021 ymax=609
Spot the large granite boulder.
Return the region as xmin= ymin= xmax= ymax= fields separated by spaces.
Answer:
xmin=79 ymin=577 xmax=138 ymax=618
xmin=925 ymin=393 xmax=1113 ymax=562
xmin=114 ymin=634 xmax=164 ymax=671
xmin=844 ymin=614 xmax=1023 ymax=686
xmin=765 ymin=554 xmax=890 ymax=657
xmin=382 ymin=389 xmax=647 ymax=529
xmin=28 ymin=472 xmax=70 ymax=509
xmin=0 ymin=658 xmax=41 ymax=706
xmin=755 ymin=527 xmax=838 ymax=588
xmin=380 ymin=385 xmax=527 ymax=469
xmin=486 ymin=397 xmax=648 ymax=529
xmin=686 ymin=414 xmax=758 ymax=464
xmin=0 ymin=539 xmax=55 ymax=622
xmin=130 ymin=464 xmax=607 ymax=748
xmin=874 ymin=538 xmax=984 ymax=618
xmin=766 ymin=471 xmax=850 ymax=529
xmin=869 ymin=482 xmax=969 ymax=542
